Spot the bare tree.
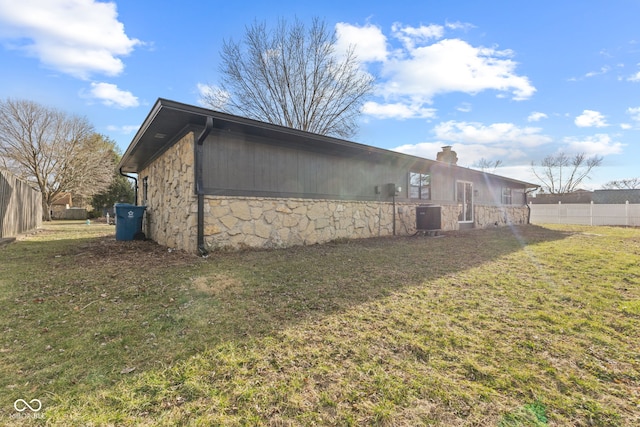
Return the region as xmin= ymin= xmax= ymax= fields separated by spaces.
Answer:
xmin=473 ymin=158 xmax=503 ymax=173
xmin=91 ymin=149 xmax=135 ymax=213
xmin=201 ymin=17 xmax=374 ymax=138
xmin=531 ymin=152 xmax=603 ymax=194
xmin=602 ymin=177 xmax=640 ymax=190
xmin=0 ymin=99 xmax=115 ymax=220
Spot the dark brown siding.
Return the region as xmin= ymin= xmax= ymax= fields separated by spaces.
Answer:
xmin=201 ymin=129 xmax=529 ymax=205
xmin=202 ymin=130 xmax=412 ymax=201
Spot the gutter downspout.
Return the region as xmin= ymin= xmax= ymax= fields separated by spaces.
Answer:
xmin=525 ymin=189 xmax=531 ymax=224
xmin=196 ymin=116 xmax=214 ymax=256
xmin=392 ymin=194 xmax=396 ymax=236
xmin=119 ymin=168 xmax=138 ymax=205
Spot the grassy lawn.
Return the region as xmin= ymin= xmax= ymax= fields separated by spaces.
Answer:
xmin=1 ymin=221 xmax=638 ymax=426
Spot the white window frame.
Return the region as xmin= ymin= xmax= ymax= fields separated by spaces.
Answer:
xmin=456 ymin=181 xmax=473 ymax=223
xmin=502 ymin=187 xmax=512 ymax=205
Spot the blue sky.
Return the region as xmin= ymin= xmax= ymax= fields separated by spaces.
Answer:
xmin=1 ymin=0 xmax=639 ymax=189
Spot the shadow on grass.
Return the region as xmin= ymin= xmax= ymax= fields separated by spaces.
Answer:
xmin=193 ymin=225 xmax=571 ymax=340
xmin=0 ymin=224 xmax=571 ymax=421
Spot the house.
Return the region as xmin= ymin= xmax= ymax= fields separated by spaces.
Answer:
xmin=50 ymin=192 xmax=88 ymax=220
xmin=50 ymin=192 xmax=72 ymax=219
xmin=594 ymin=189 xmax=640 ymax=204
xmin=118 ymin=99 xmax=538 ymax=254
xmin=530 ymin=189 xmax=592 ymax=204
xmin=531 ymin=189 xmax=640 ymax=204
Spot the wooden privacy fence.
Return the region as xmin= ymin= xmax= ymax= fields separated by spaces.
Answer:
xmin=529 ymin=202 xmax=640 ymax=227
xmin=0 ymin=170 xmax=42 ymax=239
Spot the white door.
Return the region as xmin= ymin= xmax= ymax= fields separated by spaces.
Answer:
xmin=457 ymin=181 xmax=473 ymax=223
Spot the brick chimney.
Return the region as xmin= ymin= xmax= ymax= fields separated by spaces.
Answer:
xmin=436 ymin=146 xmax=458 ymax=165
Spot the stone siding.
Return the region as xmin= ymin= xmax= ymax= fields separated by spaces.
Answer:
xmin=474 ymin=204 xmax=529 ymax=228
xmin=203 ymin=198 xmax=476 ymax=250
xmin=203 ymin=197 xmax=395 ymax=250
xmin=138 ymin=131 xmax=198 ymax=252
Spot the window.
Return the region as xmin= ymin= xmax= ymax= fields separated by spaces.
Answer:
xmin=457 ymin=181 xmax=473 ymax=222
xmin=409 ymin=172 xmax=431 ymax=199
xmin=502 ymin=187 xmax=512 ymax=205
xmin=142 ymin=176 xmax=149 ymax=205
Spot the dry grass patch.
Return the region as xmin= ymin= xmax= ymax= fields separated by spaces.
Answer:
xmin=191 ymin=274 xmax=243 ymax=295
xmin=0 ymin=222 xmax=638 ymax=426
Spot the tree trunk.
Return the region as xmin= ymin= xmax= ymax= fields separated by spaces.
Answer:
xmin=43 ymin=200 xmax=52 ymax=221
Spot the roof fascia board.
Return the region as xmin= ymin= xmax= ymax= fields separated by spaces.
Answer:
xmin=117 ymin=98 xmax=165 ymax=171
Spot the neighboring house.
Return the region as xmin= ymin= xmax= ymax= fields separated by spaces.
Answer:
xmin=594 ymin=189 xmax=640 ymax=204
xmin=51 ymin=192 xmax=73 ymax=219
xmin=51 ymin=192 xmax=88 ymax=220
xmin=118 ymin=99 xmax=538 ymax=254
xmin=531 ymin=189 xmax=640 ymax=204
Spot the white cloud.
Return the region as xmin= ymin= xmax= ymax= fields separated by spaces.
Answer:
xmin=585 ymin=66 xmax=611 ymax=78
xmin=379 ymin=36 xmax=535 ymax=103
xmin=197 ymin=83 xmax=215 ymax=103
xmin=528 ymin=112 xmax=548 ymax=122
xmin=569 ymin=66 xmax=616 ymax=82
xmin=563 ymin=134 xmax=624 ymax=156
xmin=197 ymin=83 xmax=231 ymax=109
xmin=445 ymin=21 xmax=475 ymax=31
xmin=447 ymin=143 xmax=525 ymax=164
xmin=335 ymin=22 xmax=535 ymax=121
xmin=493 ymin=165 xmax=537 ymax=183
xmin=392 ymin=142 xmax=444 ymax=159
xmin=456 ymin=103 xmax=472 ymax=113
xmin=627 ymin=106 xmax=640 ymax=122
xmin=393 ymin=141 xmax=526 ymax=167
xmin=391 ymin=22 xmax=444 ymax=49
xmin=0 ymin=0 xmax=141 ymax=79
xmin=335 ymin=22 xmax=388 ymax=63
xmin=391 ymin=120 xmax=552 ymax=168
xmin=88 ymin=82 xmax=138 ymax=108
xmin=362 ymin=101 xmax=436 ymax=120
xmin=433 ymin=120 xmax=552 ymax=147
xmin=628 ymin=70 xmax=640 ymax=82
xmin=575 ymin=110 xmax=608 ymax=128
xmin=106 ymin=124 xmax=139 ymax=134
xmin=619 ymin=107 xmax=640 ymax=130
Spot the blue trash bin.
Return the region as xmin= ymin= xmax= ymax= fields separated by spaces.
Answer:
xmin=114 ymin=203 xmax=146 ymax=241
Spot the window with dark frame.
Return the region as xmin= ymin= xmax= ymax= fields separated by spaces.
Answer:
xmin=502 ymin=187 xmax=512 ymax=205
xmin=409 ymin=172 xmax=431 ymax=200
xmin=142 ymin=176 xmax=149 ymax=205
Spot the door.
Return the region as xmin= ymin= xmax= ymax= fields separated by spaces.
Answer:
xmin=457 ymin=181 xmax=473 ymax=223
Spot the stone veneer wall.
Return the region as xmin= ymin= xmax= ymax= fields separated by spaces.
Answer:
xmin=201 ymin=199 xmax=528 ymax=250
xmin=203 ymin=197 xmax=393 ymax=250
xmin=201 ymin=197 xmax=476 ymax=250
xmin=138 ymin=131 xmax=198 ymax=252
xmin=202 ymin=197 xmax=463 ymax=250
xmin=474 ymin=204 xmax=529 ymax=228
xmin=137 ymin=130 xmax=530 ymax=253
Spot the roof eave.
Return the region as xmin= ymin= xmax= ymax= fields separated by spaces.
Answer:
xmin=118 ymin=98 xmax=541 ymax=189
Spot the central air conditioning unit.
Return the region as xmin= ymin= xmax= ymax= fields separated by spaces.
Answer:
xmin=416 ymin=205 xmax=441 ymax=231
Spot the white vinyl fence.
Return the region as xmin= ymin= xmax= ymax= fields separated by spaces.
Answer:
xmin=529 ymin=202 xmax=640 ymax=226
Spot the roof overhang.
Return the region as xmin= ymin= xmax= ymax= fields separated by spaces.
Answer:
xmin=118 ymin=98 xmax=409 ymax=174
xmin=118 ymin=98 xmax=540 ymax=189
